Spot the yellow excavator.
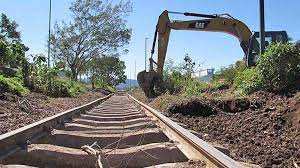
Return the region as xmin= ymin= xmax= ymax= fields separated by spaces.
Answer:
xmin=137 ymin=10 xmax=288 ymax=98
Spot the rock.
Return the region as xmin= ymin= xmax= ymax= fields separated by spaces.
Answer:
xmin=264 ymin=107 xmax=276 ymax=112
xmin=203 ymin=133 xmax=209 ymax=138
xmin=273 ymin=123 xmax=282 ymax=130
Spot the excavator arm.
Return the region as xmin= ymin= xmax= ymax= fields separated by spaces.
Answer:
xmin=151 ymin=10 xmax=256 ymax=75
xmin=138 ymin=10 xmax=286 ymax=98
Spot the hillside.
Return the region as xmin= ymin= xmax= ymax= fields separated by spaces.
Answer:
xmin=116 ymin=79 xmax=138 ymax=90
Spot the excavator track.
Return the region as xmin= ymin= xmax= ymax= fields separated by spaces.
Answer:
xmin=0 ymin=93 xmax=253 ymax=168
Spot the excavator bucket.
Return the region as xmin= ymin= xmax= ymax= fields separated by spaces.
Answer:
xmin=137 ymin=70 xmax=161 ymax=98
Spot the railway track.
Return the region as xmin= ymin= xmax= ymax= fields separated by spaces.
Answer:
xmin=0 ymin=93 xmax=257 ymax=168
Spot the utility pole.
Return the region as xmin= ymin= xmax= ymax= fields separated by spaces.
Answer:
xmin=134 ymin=60 xmax=136 ymax=80
xmin=129 ymin=70 xmax=131 ymax=89
xmin=259 ymin=0 xmax=265 ymax=54
xmin=48 ymin=0 xmax=52 ymax=68
xmin=145 ymin=37 xmax=149 ymax=71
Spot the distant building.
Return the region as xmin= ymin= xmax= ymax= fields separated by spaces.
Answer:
xmin=193 ymin=68 xmax=215 ymax=82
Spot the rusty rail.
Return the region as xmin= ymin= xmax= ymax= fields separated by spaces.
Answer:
xmin=0 ymin=93 xmax=251 ymax=168
xmin=0 ymin=94 xmax=112 ymax=160
xmin=128 ymin=94 xmax=243 ymax=168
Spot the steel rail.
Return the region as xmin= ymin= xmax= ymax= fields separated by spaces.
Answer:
xmin=1 ymin=93 xmax=251 ymax=167
xmin=0 ymin=94 xmax=113 ymax=160
xmin=128 ymin=94 xmax=243 ymax=168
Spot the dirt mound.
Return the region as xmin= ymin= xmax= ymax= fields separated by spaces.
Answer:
xmin=214 ymin=98 xmax=252 ymax=113
xmin=168 ymin=98 xmax=221 ymax=117
xmin=161 ymin=91 xmax=299 ymax=167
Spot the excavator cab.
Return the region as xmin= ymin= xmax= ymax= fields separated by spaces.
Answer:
xmin=138 ymin=10 xmax=289 ymax=98
xmin=247 ymin=31 xmax=288 ymax=66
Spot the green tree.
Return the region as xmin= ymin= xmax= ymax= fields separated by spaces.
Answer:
xmin=50 ymin=0 xmax=132 ymax=81
xmin=181 ymin=53 xmax=195 ymax=78
xmin=0 ymin=13 xmax=28 ymax=78
xmin=0 ymin=13 xmax=21 ymax=42
xmin=164 ymin=59 xmax=175 ymax=75
xmin=89 ymin=56 xmax=126 ymax=89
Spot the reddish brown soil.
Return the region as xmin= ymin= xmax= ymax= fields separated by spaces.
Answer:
xmin=168 ymin=91 xmax=300 ymax=168
xmin=0 ymin=91 xmax=104 ymax=135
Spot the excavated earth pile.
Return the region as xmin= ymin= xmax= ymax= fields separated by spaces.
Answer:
xmin=148 ymin=91 xmax=300 ymax=168
xmin=132 ymin=91 xmax=300 ymax=167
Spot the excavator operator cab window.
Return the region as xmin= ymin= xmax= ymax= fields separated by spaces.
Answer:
xmin=253 ymin=34 xmax=272 ymax=48
xmin=276 ymin=34 xmax=284 ymax=42
xmin=247 ymin=31 xmax=288 ymax=67
xmin=248 ymin=36 xmax=272 ymax=66
xmin=265 ymin=40 xmax=270 ymax=48
xmin=251 ymin=51 xmax=259 ymax=66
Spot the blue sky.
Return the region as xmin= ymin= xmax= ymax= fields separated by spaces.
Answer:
xmin=1 ymin=0 xmax=300 ymax=79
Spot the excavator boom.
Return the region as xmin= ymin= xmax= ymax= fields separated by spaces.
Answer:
xmin=138 ymin=10 xmax=287 ymax=98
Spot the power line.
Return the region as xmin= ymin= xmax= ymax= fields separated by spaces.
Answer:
xmin=129 ymin=69 xmax=131 ymax=88
xmin=48 ymin=0 xmax=52 ymax=68
xmin=134 ymin=60 xmax=136 ymax=80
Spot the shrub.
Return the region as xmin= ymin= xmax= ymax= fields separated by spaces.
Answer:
xmin=184 ymin=79 xmax=209 ymax=96
xmin=233 ymin=68 xmax=262 ymax=95
xmin=48 ymin=79 xmax=86 ymax=97
xmin=23 ymin=54 xmax=87 ymax=97
xmin=257 ymin=43 xmax=300 ymax=91
xmin=105 ymin=85 xmax=116 ymax=93
xmin=59 ymin=80 xmax=83 ymax=97
xmin=213 ymin=65 xmax=236 ymax=83
xmin=94 ymin=79 xmax=115 ymax=93
xmin=209 ymin=81 xmax=230 ymax=91
xmin=213 ymin=60 xmax=247 ymax=84
xmin=0 ymin=75 xmax=28 ymax=96
xmin=162 ymin=71 xmax=184 ymax=94
xmin=162 ymin=71 xmax=230 ymax=96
